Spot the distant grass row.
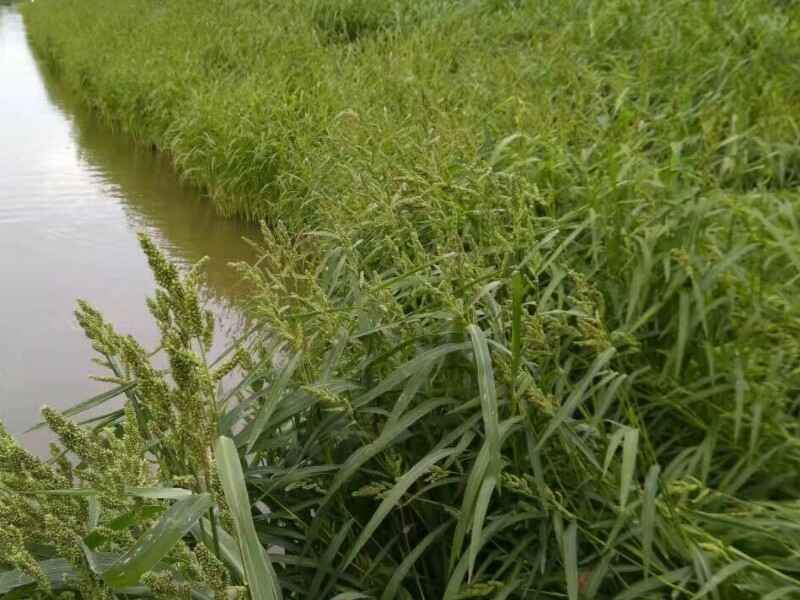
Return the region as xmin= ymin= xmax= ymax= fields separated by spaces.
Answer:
xmin=23 ymin=0 xmax=800 ymax=224
xmin=9 ymin=0 xmax=800 ymax=598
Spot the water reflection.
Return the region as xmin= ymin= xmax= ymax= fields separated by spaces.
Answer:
xmin=0 ymin=5 xmax=257 ymax=447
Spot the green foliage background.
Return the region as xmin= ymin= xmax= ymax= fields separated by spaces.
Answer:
xmin=3 ymin=0 xmax=800 ymax=598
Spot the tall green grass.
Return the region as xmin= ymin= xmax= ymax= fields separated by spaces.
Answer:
xmin=5 ymin=0 xmax=800 ymax=597
xmin=22 ymin=0 xmax=800 ymax=224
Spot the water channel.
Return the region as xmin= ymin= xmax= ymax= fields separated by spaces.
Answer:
xmin=0 ymin=4 xmax=256 ymax=449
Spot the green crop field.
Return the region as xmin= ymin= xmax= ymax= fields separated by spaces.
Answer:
xmin=3 ymin=0 xmax=800 ymax=598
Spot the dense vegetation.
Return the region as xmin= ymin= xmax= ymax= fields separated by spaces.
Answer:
xmin=5 ymin=0 xmax=800 ymax=598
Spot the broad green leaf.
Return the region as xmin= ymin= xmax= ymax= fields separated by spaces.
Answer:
xmin=101 ymin=493 xmax=212 ymax=588
xmin=215 ymin=436 xmax=282 ymax=600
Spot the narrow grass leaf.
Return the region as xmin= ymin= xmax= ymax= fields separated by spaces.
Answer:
xmin=101 ymin=493 xmax=212 ymax=588
xmin=614 ymin=567 xmax=692 ymax=600
xmin=689 ymin=560 xmax=749 ymax=600
xmin=762 ymin=587 xmax=800 ymax=600
xmin=381 ymin=523 xmax=449 ymax=600
xmin=674 ymin=291 xmax=690 ymax=378
xmin=468 ymin=475 xmax=497 ymax=581
xmin=340 ymin=447 xmax=456 ymax=572
xmin=642 ymin=464 xmax=660 ymax=570
xmin=468 ymin=325 xmax=501 ymax=473
xmin=192 ymin=518 xmax=244 ymax=581
xmin=603 ymin=427 xmax=627 ymax=475
xmin=734 ymin=357 xmax=746 ymax=442
xmin=353 ymin=343 xmax=470 ymax=408
xmin=319 ymin=398 xmax=452 ymax=511
xmin=215 ymin=436 xmax=282 ymax=600
xmin=25 ymin=381 xmax=137 ymax=432
xmin=564 ymin=521 xmax=579 ymax=600
xmin=126 ymin=487 xmax=193 ymax=500
xmin=309 ymin=519 xmax=354 ymax=599
xmin=246 ymin=351 xmax=303 ymax=454
xmin=0 ymin=560 xmax=79 ymax=594
xmin=620 ymin=428 xmax=640 ymax=509
xmin=537 ymin=348 xmax=616 ymax=450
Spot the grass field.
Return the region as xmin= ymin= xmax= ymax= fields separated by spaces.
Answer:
xmin=5 ymin=0 xmax=800 ymax=598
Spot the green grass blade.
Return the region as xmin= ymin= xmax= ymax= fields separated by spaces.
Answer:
xmin=0 ymin=560 xmax=79 ymax=594
xmin=620 ymin=428 xmax=640 ymax=509
xmin=246 ymin=351 xmax=303 ymax=454
xmin=688 ymin=560 xmax=749 ymax=600
xmin=673 ymin=291 xmax=691 ymax=378
xmin=762 ymin=587 xmax=800 ymax=600
xmin=339 ymin=447 xmax=456 ymax=573
xmin=467 ymin=325 xmax=500 ymax=472
xmin=353 ymin=342 xmax=471 ymax=408
xmin=564 ymin=521 xmax=579 ymax=600
xmin=536 ymin=348 xmax=616 ymax=450
xmin=309 ymin=519 xmax=354 ymax=599
xmin=192 ymin=517 xmax=244 ymax=581
xmin=215 ymin=436 xmax=282 ymax=600
xmin=126 ymin=487 xmax=194 ymax=500
xmin=603 ymin=427 xmax=628 ymax=474
xmin=468 ymin=475 xmax=497 ymax=581
xmin=101 ymin=493 xmax=213 ymax=588
xmin=319 ymin=398 xmax=453 ymax=511
xmin=451 ymin=418 xmax=520 ymax=572
xmin=25 ymin=381 xmax=137 ymax=432
xmin=381 ymin=523 xmax=449 ymax=600
xmin=641 ymin=464 xmax=660 ymax=570
xmin=733 ymin=357 xmax=746 ymax=442
xmin=614 ymin=567 xmax=692 ymax=600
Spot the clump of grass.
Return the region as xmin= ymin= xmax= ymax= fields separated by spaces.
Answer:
xmin=22 ymin=0 xmax=800 ymax=223
xmin=7 ymin=0 xmax=800 ymax=597
xmin=4 ymin=193 xmax=800 ymax=598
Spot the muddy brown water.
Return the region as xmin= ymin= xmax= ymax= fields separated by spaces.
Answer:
xmin=0 ymin=5 xmax=258 ymax=450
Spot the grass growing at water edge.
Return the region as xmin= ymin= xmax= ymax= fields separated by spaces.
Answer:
xmin=7 ymin=0 xmax=800 ymax=597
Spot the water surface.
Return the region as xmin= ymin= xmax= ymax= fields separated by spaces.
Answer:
xmin=0 ymin=5 xmax=256 ymax=448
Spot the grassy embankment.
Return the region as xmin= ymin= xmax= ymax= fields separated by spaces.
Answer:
xmin=4 ymin=0 xmax=800 ymax=598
